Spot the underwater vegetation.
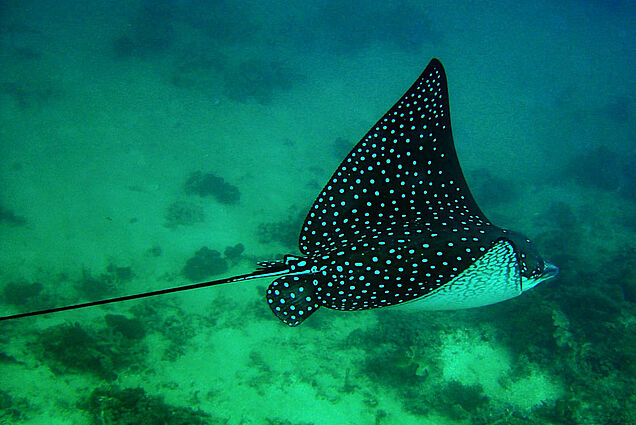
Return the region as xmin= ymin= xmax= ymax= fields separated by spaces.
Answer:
xmin=80 ymin=386 xmax=225 ymax=425
xmin=185 ymin=171 xmax=241 ymax=204
xmin=361 ymin=346 xmax=425 ymax=389
xmin=435 ymin=380 xmax=489 ymax=420
xmin=32 ymin=320 xmax=146 ymax=381
xmin=264 ymin=419 xmax=314 ymax=425
xmin=182 ymin=246 xmax=229 ymax=281
xmin=164 ymin=200 xmax=205 ymax=228
xmin=75 ymin=263 xmax=135 ymax=301
xmin=224 ymin=242 xmax=245 ymax=263
xmin=0 ymin=388 xmax=26 ymax=422
xmin=1 ymin=281 xmax=46 ymax=309
xmin=104 ymin=314 xmax=147 ymax=341
xmin=354 ymin=316 xmax=496 ymax=421
xmin=341 ymin=257 xmax=636 ymax=425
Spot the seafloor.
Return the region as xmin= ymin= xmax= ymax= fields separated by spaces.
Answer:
xmin=1 ymin=1 xmax=634 ymax=424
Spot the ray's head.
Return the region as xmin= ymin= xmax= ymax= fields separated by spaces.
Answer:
xmin=504 ymin=230 xmax=558 ymax=292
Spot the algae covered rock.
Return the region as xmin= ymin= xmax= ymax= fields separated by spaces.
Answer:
xmin=105 ymin=314 xmax=147 ymax=341
xmin=2 ymin=281 xmax=45 ymax=308
xmin=33 ymin=322 xmax=146 ymax=381
xmin=184 ymin=171 xmax=240 ymax=204
xmin=182 ymin=247 xmax=229 ymax=281
xmin=81 ymin=386 xmax=225 ymax=425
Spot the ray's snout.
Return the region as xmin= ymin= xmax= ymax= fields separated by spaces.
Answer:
xmin=521 ymin=260 xmax=559 ymax=293
xmin=543 ymin=261 xmax=559 ymax=280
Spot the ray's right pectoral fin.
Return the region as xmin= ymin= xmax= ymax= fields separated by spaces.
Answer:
xmin=266 ymin=276 xmax=321 ymax=327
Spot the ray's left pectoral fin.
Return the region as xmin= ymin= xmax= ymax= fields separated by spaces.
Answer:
xmin=266 ymin=276 xmax=321 ymax=327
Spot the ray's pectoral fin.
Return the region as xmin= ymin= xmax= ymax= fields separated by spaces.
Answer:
xmin=266 ymin=276 xmax=321 ymax=327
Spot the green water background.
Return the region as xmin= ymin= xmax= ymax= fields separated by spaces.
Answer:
xmin=0 ymin=1 xmax=634 ymax=424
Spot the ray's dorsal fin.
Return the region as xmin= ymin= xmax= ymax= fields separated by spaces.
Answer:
xmin=300 ymin=59 xmax=488 ymax=256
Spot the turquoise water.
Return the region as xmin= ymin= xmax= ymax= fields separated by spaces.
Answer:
xmin=1 ymin=1 xmax=634 ymax=424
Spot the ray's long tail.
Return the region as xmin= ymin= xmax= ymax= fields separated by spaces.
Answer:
xmin=0 ymin=261 xmax=291 ymax=321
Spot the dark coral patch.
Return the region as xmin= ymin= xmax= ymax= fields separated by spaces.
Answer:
xmin=105 ymin=314 xmax=147 ymax=341
xmin=2 ymin=281 xmax=45 ymax=308
xmin=80 ymin=386 xmax=223 ymax=425
xmin=75 ymin=263 xmax=135 ymax=301
xmin=184 ymin=171 xmax=240 ymax=204
xmin=33 ymin=322 xmax=144 ymax=381
xmin=224 ymin=243 xmax=245 ymax=262
xmin=182 ymin=247 xmax=229 ymax=281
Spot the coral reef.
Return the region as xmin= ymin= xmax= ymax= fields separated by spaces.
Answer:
xmin=1 ymin=281 xmax=46 ymax=308
xmin=32 ymin=322 xmax=146 ymax=381
xmin=182 ymin=247 xmax=229 ymax=281
xmin=105 ymin=314 xmax=146 ymax=341
xmin=164 ymin=200 xmax=205 ymax=228
xmin=80 ymin=386 xmax=224 ymax=425
xmin=361 ymin=347 xmax=424 ymax=388
xmin=436 ymin=380 xmax=489 ymax=420
xmin=224 ymin=243 xmax=245 ymax=263
xmin=0 ymin=389 xmax=26 ymax=422
xmin=106 ymin=264 xmax=134 ymax=283
xmin=0 ymin=352 xmax=22 ymax=366
xmin=75 ymin=263 xmax=135 ymax=301
xmin=184 ymin=171 xmax=240 ymax=204
xmin=265 ymin=419 xmax=314 ymax=425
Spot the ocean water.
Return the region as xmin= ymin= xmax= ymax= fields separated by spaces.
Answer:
xmin=0 ymin=0 xmax=634 ymax=424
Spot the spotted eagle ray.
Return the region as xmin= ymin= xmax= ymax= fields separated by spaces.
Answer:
xmin=0 ymin=59 xmax=557 ymax=325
